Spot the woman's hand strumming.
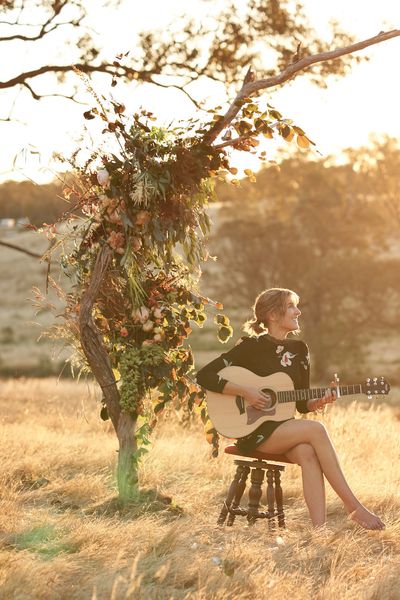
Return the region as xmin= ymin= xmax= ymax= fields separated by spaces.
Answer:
xmin=242 ymin=387 xmax=270 ymax=411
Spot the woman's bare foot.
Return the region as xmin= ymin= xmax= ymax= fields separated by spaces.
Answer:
xmin=348 ymin=504 xmax=385 ymax=530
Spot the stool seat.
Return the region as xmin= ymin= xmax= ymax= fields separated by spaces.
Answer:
xmin=224 ymin=444 xmax=293 ymax=464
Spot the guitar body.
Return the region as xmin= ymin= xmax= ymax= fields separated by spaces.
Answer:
xmin=205 ymin=367 xmax=390 ymax=439
xmin=206 ymin=367 xmax=297 ymax=438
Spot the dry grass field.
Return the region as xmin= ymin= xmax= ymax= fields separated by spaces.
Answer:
xmin=0 ymin=378 xmax=399 ymax=600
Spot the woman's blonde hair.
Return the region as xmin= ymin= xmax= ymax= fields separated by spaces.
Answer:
xmin=243 ymin=287 xmax=300 ymax=336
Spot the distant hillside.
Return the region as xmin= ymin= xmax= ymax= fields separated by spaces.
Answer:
xmin=0 ymin=229 xmax=68 ymax=376
xmin=0 ymin=180 xmax=66 ymax=226
xmin=1 ymin=219 xmax=400 ymax=383
xmin=0 ymin=225 xmax=227 ymax=377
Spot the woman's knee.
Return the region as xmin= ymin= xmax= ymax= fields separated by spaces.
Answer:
xmin=288 ymin=443 xmax=318 ymax=466
xmin=307 ymin=420 xmax=328 ymax=440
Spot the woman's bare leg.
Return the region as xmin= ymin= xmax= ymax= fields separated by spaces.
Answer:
xmin=258 ymin=419 xmax=385 ymax=530
xmin=286 ymin=444 xmax=326 ymax=527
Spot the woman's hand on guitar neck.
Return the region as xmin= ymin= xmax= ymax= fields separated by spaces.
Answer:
xmin=307 ymin=380 xmax=337 ymax=412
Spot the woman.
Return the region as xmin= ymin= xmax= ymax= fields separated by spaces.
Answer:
xmin=196 ymin=287 xmax=385 ymax=529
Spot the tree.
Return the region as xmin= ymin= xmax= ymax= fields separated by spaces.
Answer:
xmin=210 ymin=154 xmax=400 ymax=379
xmin=36 ymin=27 xmax=400 ymax=504
xmin=348 ymin=136 xmax=400 ymax=230
xmin=0 ymin=0 xmax=383 ymax=112
xmin=0 ymin=180 xmax=63 ymax=224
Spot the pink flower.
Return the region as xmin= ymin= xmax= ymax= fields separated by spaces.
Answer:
xmin=120 ymin=327 xmax=129 ymax=337
xmin=135 ymin=210 xmax=151 ymax=226
xmin=107 ymin=230 xmax=125 ymax=254
xmin=131 ymin=237 xmax=142 ymax=252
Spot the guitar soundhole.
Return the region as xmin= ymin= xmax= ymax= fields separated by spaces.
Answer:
xmin=260 ymin=388 xmax=276 ymax=410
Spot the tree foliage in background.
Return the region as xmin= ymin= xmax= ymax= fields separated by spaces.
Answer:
xmin=211 ymin=149 xmax=400 ymax=379
xmin=0 ymin=180 xmax=63 ymax=224
xmin=0 ymin=0 xmax=364 ymax=110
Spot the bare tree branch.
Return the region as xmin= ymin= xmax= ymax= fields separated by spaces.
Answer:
xmin=0 ymin=63 xmax=140 ymax=90
xmin=151 ymin=80 xmax=204 ymax=110
xmin=204 ymin=29 xmax=400 ymax=145
xmin=214 ymin=133 xmax=257 ymax=150
xmin=0 ymin=239 xmax=42 ymax=258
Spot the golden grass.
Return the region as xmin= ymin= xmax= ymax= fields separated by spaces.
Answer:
xmin=0 ymin=378 xmax=400 ymax=600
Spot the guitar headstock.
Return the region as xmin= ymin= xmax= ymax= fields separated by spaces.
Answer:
xmin=361 ymin=377 xmax=390 ymax=399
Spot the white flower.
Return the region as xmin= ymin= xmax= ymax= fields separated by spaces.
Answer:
xmin=132 ymin=306 xmax=149 ymax=323
xmin=280 ymin=351 xmax=296 ymax=367
xmin=142 ymin=320 xmax=154 ymax=332
xmin=153 ymin=307 xmax=163 ymax=319
xmin=97 ymin=168 xmax=110 ymax=187
xmin=276 ymin=345 xmax=284 ymax=354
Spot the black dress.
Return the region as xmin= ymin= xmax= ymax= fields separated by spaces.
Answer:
xmin=196 ymin=333 xmax=311 ymax=452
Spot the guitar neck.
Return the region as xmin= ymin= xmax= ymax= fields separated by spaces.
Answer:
xmin=278 ymin=384 xmax=362 ymax=404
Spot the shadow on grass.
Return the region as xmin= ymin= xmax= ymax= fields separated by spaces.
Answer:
xmin=85 ymin=488 xmax=184 ymax=520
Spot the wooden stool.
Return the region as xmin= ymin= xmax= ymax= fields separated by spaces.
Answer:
xmin=218 ymin=445 xmax=293 ymax=529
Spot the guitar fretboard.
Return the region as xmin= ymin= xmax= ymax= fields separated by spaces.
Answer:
xmin=277 ymin=385 xmax=362 ymax=404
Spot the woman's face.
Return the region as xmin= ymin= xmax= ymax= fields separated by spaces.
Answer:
xmin=276 ymin=295 xmax=301 ymax=333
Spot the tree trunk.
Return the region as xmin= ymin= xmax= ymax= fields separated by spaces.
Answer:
xmin=79 ymin=244 xmax=139 ymax=501
xmin=117 ymin=412 xmax=139 ymax=501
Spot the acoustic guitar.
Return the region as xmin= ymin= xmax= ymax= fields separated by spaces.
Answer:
xmin=206 ymin=367 xmax=390 ymax=438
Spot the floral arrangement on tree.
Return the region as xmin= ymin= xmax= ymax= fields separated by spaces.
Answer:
xmin=39 ymin=71 xmax=315 ymax=497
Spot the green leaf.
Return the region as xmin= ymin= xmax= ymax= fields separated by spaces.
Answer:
xmin=269 ymin=109 xmax=282 ymax=120
xmin=237 ymin=120 xmax=253 ymax=135
xmin=100 ymin=406 xmax=109 ymax=421
xmin=218 ymin=325 xmax=233 ymax=343
xmin=214 ymin=313 xmax=230 ymax=326
xmin=154 ymin=402 xmax=165 ymax=415
xmin=297 ymin=135 xmax=310 ymax=149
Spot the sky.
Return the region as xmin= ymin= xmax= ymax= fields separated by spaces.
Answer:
xmin=1 ymin=0 xmax=400 ymax=184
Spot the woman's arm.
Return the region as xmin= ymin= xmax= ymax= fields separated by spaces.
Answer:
xmin=196 ymin=337 xmax=268 ymax=410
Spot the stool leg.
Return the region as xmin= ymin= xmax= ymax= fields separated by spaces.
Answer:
xmin=274 ymin=469 xmax=285 ymax=528
xmin=266 ymin=469 xmax=276 ymax=530
xmin=227 ymin=465 xmax=250 ymax=526
xmin=247 ymin=467 xmax=264 ymax=525
xmin=217 ymin=464 xmax=243 ymax=525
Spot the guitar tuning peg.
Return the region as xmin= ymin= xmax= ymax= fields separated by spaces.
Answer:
xmin=373 ymin=377 xmax=377 ymax=383
xmin=367 ymin=394 xmax=372 ymax=400
xmin=366 ymin=378 xmax=371 ymax=383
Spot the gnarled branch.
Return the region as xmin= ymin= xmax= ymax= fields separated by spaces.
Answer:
xmin=204 ymin=29 xmax=400 ymax=145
